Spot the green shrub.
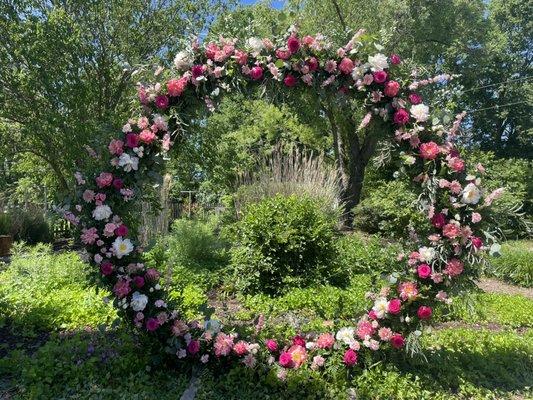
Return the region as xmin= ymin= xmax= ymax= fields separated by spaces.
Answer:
xmin=10 ymin=208 xmax=52 ymax=244
xmin=335 ymin=232 xmax=405 ymax=277
xmin=0 ymin=245 xmax=115 ymax=331
xmin=353 ymin=180 xmax=425 ymax=238
xmin=0 ymin=212 xmax=12 ymax=235
xmin=229 ymin=194 xmax=340 ymax=295
xmin=486 ymin=240 xmax=533 ymax=287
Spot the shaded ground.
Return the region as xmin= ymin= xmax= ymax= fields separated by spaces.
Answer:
xmin=478 ymin=277 xmax=533 ymax=299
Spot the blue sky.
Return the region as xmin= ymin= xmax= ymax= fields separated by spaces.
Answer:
xmin=240 ymin=0 xmax=285 ymax=9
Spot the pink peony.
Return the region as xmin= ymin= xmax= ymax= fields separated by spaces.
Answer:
xmin=82 ymin=189 xmax=95 ymax=203
xmin=390 ymin=334 xmax=405 ymax=349
xmin=126 ymin=133 xmax=139 ymax=148
xmin=100 ymin=261 xmax=113 ymax=276
xmin=187 ymin=339 xmax=200 ymax=355
xmin=205 ymin=42 xmax=218 ymax=60
xmin=373 ymin=70 xmax=387 ymax=83
xmin=390 ymin=54 xmax=401 ymax=65
xmin=292 ymin=335 xmax=306 ymax=347
xmin=307 ymin=57 xmax=319 ymax=71
xmin=384 ymin=80 xmax=400 ymax=97
xmin=378 ymin=327 xmax=393 ymax=341
xmin=417 ymin=306 xmax=433 ymax=320
xmin=419 ymin=142 xmax=440 ymax=160
xmin=96 ymin=172 xmax=113 ymax=188
xmin=155 ymin=95 xmax=169 ymax=110
xmin=250 ymin=66 xmax=263 ymax=80
xmin=113 ymin=278 xmax=131 ymax=298
xmin=398 ymin=281 xmax=418 ymax=301
xmin=266 ymin=339 xmax=278 ymax=352
xmin=139 ymin=129 xmax=156 ymax=144
xmin=343 ymin=349 xmax=358 ymax=366
xmin=448 ymin=157 xmax=465 ymax=172
xmin=115 ymin=224 xmax=128 ymax=237
xmin=443 ymin=223 xmax=461 ymax=239
xmin=324 ymin=60 xmax=337 ymax=73
xmin=417 ymin=263 xmax=432 ymax=279
xmin=146 ymin=317 xmax=160 ymax=331
xmin=108 ymin=139 xmax=124 ymax=155
xmin=356 ymin=321 xmax=375 ymax=339
xmin=287 ymin=36 xmax=300 ymax=53
xmin=444 ymin=258 xmax=464 ymax=277
xmin=471 ymin=212 xmax=482 ymax=223
xmin=316 ymin=333 xmax=335 ymax=349
xmin=81 ymin=227 xmax=99 ymax=245
xmin=409 ymin=93 xmax=422 ymax=104
xmin=289 ymin=345 xmax=307 ymax=368
xmin=279 ymin=352 xmax=293 ymax=368
xmin=388 ymin=298 xmax=402 ymax=314
xmin=191 ymin=65 xmax=205 ymax=79
xmin=339 ymin=57 xmax=354 ymax=74
xmin=393 ymin=108 xmax=410 ymax=125
xmin=302 ymin=35 xmax=315 ymax=46
xmin=233 ymin=341 xmax=249 ymax=356
xmin=471 ymin=236 xmax=483 ymax=249
xmin=133 ymin=275 xmax=145 ymax=288
xmin=275 ymin=48 xmax=291 ymax=60
xmin=167 ymin=77 xmax=188 ymax=97
xmin=145 ymin=268 xmax=160 ymax=282
xmin=234 ymin=50 xmax=248 ymax=65
xmin=214 ymin=333 xmax=234 ymax=357
xmin=284 ymin=74 xmax=297 ymax=87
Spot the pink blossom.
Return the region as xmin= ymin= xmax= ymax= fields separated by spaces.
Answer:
xmin=417 ymin=306 xmax=432 ymax=320
xmin=316 ymin=333 xmax=335 ymax=349
xmin=390 ymin=54 xmax=401 ymax=65
xmin=155 ymin=95 xmax=169 ymax=109
xmin=100 ymin=261 xmax=113 ymax=276
xmin=284 ymin=74 xmax=297 ymax=87
xmin=126 ymin=133 xmax=139 ymax=148
xmin=265 ymin=339 xmax=278 ymax=352
xmin=303 ymin=35 xmax=315 ymax=46
xmin=139 ymin=129 xmax=156 ymax=144
xmin=250 ymin=66 xmax=263 ymax=80
xmin=113 ymin=278 xmax=131 ymax=298
xmin=408 ymin=93 xmax=422 ymax=104
xmin=287 ymin=36 xmax=300 ymax=53
xmin=82 ymin=189 xmax=95 ymax=203
xmin=81 ymin=227 xmax=99 ymax=245
xmin=311 ymin=355 xmax=325 ymax=370
xmin=398 ymin=282 xmax=418 ymax=300
xmin=233 ymin=341 xmax=249 ymax=356
xmin=242 ymin=354 xmax=256 ymax=368
xmin=133 ymin=276 xmax=145 ymax=288
xmin=172 ymin=320 xmax=189 ymax=336
xmin=146 ymin=317 xmax=160 ymax=331
xmin=390 ymin=334 xmax=405 ymax=349
xmin=324 ymin=60 xmax=337 ymax=73
xmin=145 ymin=268 xmax=160 ymax=282
xmin=191 ymin=65 xmax=205 ymax=79
xmin=484 ymin=188 xmax=504 ymax=206
xmin=388 ymin=298 xmax=402 ymax=314
xmin=288 ymin=345 xmax=307 ymax=368
xmin=444 ymin=258 xmax=464 ymax=277
xmin=471 ymin=212 xmax=482 ymax=223
xmin=393 ymin=108 xmax=410 ymax=125
xmin=417 ymin=263 xmax=432 ymax=279
xmin=275 ymin=48 xmax=291 ymax=60
xmin=343 ymin=349 xmax=358 ymax=366
xmin=443 ymin=223 xmax=461 ymax=239
xmin=103 ymin=222 xmax=116 ymax=237
xmin=431 ymin=272 xmax=444 ymax=283
xmin=96 ymin=172 xmax=113 ymax=188
xmin=339 ymin=57 xmax=354 ymax=74
xmin=378 ymin=327 xmax=393 ymax=341
xmin=373 ymin=70 xmax=387 ymax=83
xmin=448 ymin=157 xmax=465 ymax=172
xmin=419 ymin=142 xmax=440 ymax=160
xmin=471 ymin=236 xmax=483 ymax=249
xmin=187 ymin=339 xmax=200 ymax=355
xmin=108 ymin=139 xmax=124 ymax=155
xmin=234 ymin=50 xmax=248 ymax=65
xmin=279 ymin=352 xmax=293 ymax=368
xmin=112 ymin=178 xmax=123 ymax=190
xmin=214 ymin=333 xmax=234 ymax=357
xmin=292 ymin=335 xmax=306 ymax=347
xmin=115 ymin=224 xmax=128 ymax=237
xmin=302 ymin=73 xmax=313 ymax=85
xmin=205 ymin=42 xmax=218 ymax=60
xmin=384 ymin=80 xmax=400 ymax=97
xmin=449 ymin=180 xmax=462 ymax=194
xmin=167 ymin=77 xmax=187 ymax=97
xmin=356 ymin=321 xmax=375 ymax=339
xmin=431 ymin=212 xmax=447 ymax=228
xmin=94 ymin=193 xmax=106 ymax=205
xmin=363 ymin=74 xmax=374 ymax=85
xmin=307 ymin=57 xmax=319 ymax=71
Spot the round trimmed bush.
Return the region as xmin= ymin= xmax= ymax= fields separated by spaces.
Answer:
xmin=229 ymin=194 xmax=339 ymax=295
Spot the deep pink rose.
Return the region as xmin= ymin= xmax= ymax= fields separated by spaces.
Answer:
xmin=391 ymin=334 xmax=405 ymax=349
xmin=284 ymin=74 xmax=297 ymax=87
xmin=279 ymin=352 xmax=293 ymax=368
xmin=368 ymin=310 xmax=378 ymax=320
xmin=234 ymin=50 xmax=248 ymax=65
xmin=139 ymin=129 xmax=156 ymax=144
xmin=419 ymin=141 xmax=440 ymax=160
xmin=384 ymin=80 xmax=400 ymax=97
xmin=205 ymin=42 xmax=218 ymax=60
xmin=191 ymin=65 xmax=205 ymax=79
xmin=388 ymin=298 xmax=402 ymax=314
xmin=250 ymin=66 xmax=263 ymax=80
xmin=417 ymin=306 xmax=433 ymax=320
xmin=265 ymin=339 xmax=278 ymax=352
xmin=409 ymin=93 xmax=422 ymax=105
xmin=316 ymin=333 xmax=335 ymax=349
xmin=133 ymin=275 xmax=145 ymax=288
xmin=155 ymin=95 xmax=169 ymax=110
xmin=443 ymin=223 xmax=461 ymax=239
xmin=373 ymin=70 xmax=387 ymax=83
xmin=115 ymin=224 xmax=128 ymax=237
xmin=233 ymin=341 xmax=248 ymax=356
xmin=100 ymin=261 xmax=113 ymax=276
xmin=275 ymin=48 xmax=291 ymax=60
xmin=146 ymin=318 xmax=160 ymax=332
xmin=431 ymin=213 xmax=447 ymax=228
xmin=339 ymin=57 xmax=354 ymax=74
xmin=307 ymin=57 xmax=319 ymax=71
xmin=96 ymin=172 xmax=113 ymax=188
xmin=390 ymin=54 xmax=401 ymax=65
xmin=393 ymin=108 xmax=410 ymax=125
xmin=287 ymin=36 xmax=300 ymax=54
xmin=292 ymin=335 xmax=306 ymax=347
xmin=167 ymin=77 xmax=187 ymax=97
xmin=188 ymin=339 xmax=200 ymax=355
xmin=125 ymin=133 xmax=139 ymax=148
xmin=417 ymin=263 xmax=432 ymax=279
xmin=112 ymin=178 xmax=123 ymax=190
xmin=113 ymin=279 xmax=131 ymax=298
xmin=471 ymin=236 xmax=483 ymax=249
xmin=343 ymin=349 xmax=358 ymax=366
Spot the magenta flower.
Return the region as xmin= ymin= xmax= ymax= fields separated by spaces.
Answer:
xmin=146 ymin=318 xmax=160 ymax=331
xmin=155 ymin=95 xmax=169 ymax=110
xmin=343 ymin=349 xmax=358 ymax=366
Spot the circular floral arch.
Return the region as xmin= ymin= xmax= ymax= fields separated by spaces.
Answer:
xmin=67 ymin=29 xmax=503 ymax=374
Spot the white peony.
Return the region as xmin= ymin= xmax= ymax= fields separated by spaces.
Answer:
xmin=410 ymin=104 xmax=430 ymax=122
xmin=118 ymin=153 xmax=139 ymax=172
xmin=113 ymin=237 xmax=134 ymax=259
xmin=92 ymin=205 xmax=112 ymax=221
xmin=372 ymin=297 xmax=389 ymax=319
xmin=368 ymin=53 xmax=389 ymax=71
xmin=418 ymin=246 xmax=436 ymax=262
xmin=173 ymin=51 xmax=193 ymax=71
xmin=462 ymin=183 xmax=481 ymax=205
xmin=336 ymin=327 xmax=355 ymax=345
xmin=130 ymin=291 xmax=149 ymax=311
xmin=247 ymin=37 xmax=264 ymax=53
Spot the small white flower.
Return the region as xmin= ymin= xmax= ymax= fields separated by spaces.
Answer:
xmin=112 ymin=237 xmax=134 ymax=259
xmin=418 ymin=246 xmax=436 ymax=262
xmin=247 ymin=37 xmax=264 ymax=53
xmin=130 ymin=291 xmax=149 ymax=311
xmin=122 ymin=123 xmax=132 ymax=133
xmin=462 ymin=183 xmax=481 ymax=205
xmin=336 ymin=327 xmax=355 ymax=345
xmin=372 ymin=298 xmax=389 ymax=319
xmin=92 ymin=205 xmax=112 ymax=221
xmin=174 ymin=51 xmax=193 ymax=71
xmin=368 ymin=53 xmax=389 ymax=71
xmin=118 ymin=153 xmax=139 ymax=172
xmin=410 ymin=104 xmax=430 ymax=122
xmin=200 ymin=354 xmax=209 ymax=363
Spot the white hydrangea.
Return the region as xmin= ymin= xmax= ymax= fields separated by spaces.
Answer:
xmin=130 ymin=291 xmax=149 ymax=311
xmin=335 ymin=327 xmax=355 ymax=345
xmin=418 ymin=246 xmax=436 ymax=262
xmin=112 ymin=237 xmax=134 ymax=259
xmin=118 ymin=153 xmax=139 ymax=172
xmin=92 ymin=205 xmax=112 ymax=221
xmin=368 ymin=53 xmax=389 ymax=71
xmin=247 ymin=37 xmax=264 ymax=53
xmin=410 ymin=104 xmax=430 ymax=122
xmin=173 ymin=51 xmax=193 ymax=71
xmin=462 ymin=183 xmax=481 ymax=205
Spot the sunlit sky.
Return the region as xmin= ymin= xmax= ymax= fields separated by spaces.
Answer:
xmin=240 ymin=0 xmax=285 ymax=9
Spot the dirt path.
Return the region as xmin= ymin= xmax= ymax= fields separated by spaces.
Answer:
xmin=477 ymin=277 xmax=533 ymax=299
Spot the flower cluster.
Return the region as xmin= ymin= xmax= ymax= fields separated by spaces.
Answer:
xmin=68 ymin=29 xmax=502 ymax=375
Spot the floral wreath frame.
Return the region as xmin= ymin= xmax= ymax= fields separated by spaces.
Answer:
xmin=67 ymin=28 xmax=503 ymax=374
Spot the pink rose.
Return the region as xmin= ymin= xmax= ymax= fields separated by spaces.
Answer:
xmin=284 ymin=74 xmax=297 ymax=87
xmin=115 ymin=224 xmax=128 ymax=237
xmin=96 ymin=172 xmax=113 ymax=188
xmin=307 ymin=57 xmax=319 ymax=71
xmin=471 ymin=236 xmax=483 ymax=249
xmin=373 ymin=70 xmax=387 ymax=83
xmin=275 ymin=48 xmax=291 ymax=60
xmin=155 ymin=95 xmax=169 ymax=109
xmin=316 ymin=333 xmax=335 ymax=349
xmin=431 ymin=212 xmax=447 ymax=228
xmin=444 ymin=258 xmax=464 ymax=277
xmin=384 ymin=80 xmax=400 ymax=97
xmin=393 ymin=108 xmax=410 ymax=125
xmin=419 ymin=141 xmax=440 ymax=160
xmin=287 ymin=36 xmax=300 ymax=53
xmin=112 ymin=178 xmax=123 ymax=190
xmin=126 ymin=133 xmax=139 ymax=148
xmin=100 ymin=261 xmax=113 ymax=276
xmin=292 ymin=335 xmax=306 ymax=347
xmin=324 ymin=60 xmax=337 ymax=73
xmin=279 ymin=352 xmax=293 ymax=368
xmin=167 ymin=77 xmax=187 ymax=97
xmin=417 ymin=306 xmax=432 ymax=320
xmin=108 ymin=139 xmax=124 ymax=155
xmin=417 ymin=263 xmax=432 ymax=279
xmin=390 ymin=334 xmax=405 ymax=349
xmin=388 ymin=298 xmax=402 ymax=314
xmin=146 ymin=318 xmax=160 ymax=332
xmin=205 ymin=42 xmax=218 ymax=60
xmin=357 ymin=321 xmax=375 ymax=339
xmin=265 ymin=339 xmax=278 ymax=352
xmin=139 ymin=129 xmax=156 ymax=144
xmin=339 ymin=57 xmax=354 ymax=74
xmin=188 ymin=339 xmax=200 ymax=355
xmin=409 ymin=93 xmax=422 ymax=104
xmin=471 ymin=212 xmax=482 ymax=223
xmin=448 ymin=157 xmax=465 ymax=172
xmin=233 ymin=341 xmax=249 ymax=356
xmin=133 ymin=275 xmax=145 ymax=288
xmin=390 ymin=54 xmax=401 ymax=65
xmin=443 ymin=223 xmax=461 ymax=239
xmin=191 ymin=65 xmax=205 ymax=79
xmin=234 ymin=50 xmax=248 ymax=65
xmin=145 ymin=268 xmax=160 ymax=282
xmin=250 ymin=66 xmax=263 ymax=80
xmin=343 ymin=349 xmax=358 ymax=366
xmin=303 ymin=35 xmax=315 ymax=46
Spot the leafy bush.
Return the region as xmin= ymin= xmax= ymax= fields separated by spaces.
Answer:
xmin=229 ymin=194 xmax=340 ymax=295
xmin=0 ymin=212 xmax=11 ymax=235
xmin=486 ymin=240 xmax=533 ymax=287
xmin=0 ymin=244 xmax=115 ymax=331
xmin=335 ymin=232 xmax=405 ymax=277
xmin=10 ymin=208 xmax=52 ymax=244
xmin=353 ymin=180 xmax=425 ymax=238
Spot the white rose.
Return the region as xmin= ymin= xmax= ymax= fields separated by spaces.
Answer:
xmin=368 ymin=53 xmax=389 ymax=71
xmin=410 ymin=104 xmax=430 ymax=122
xmin=418 ymin=246 xmax=436 ymax=262
xmin=118 ymin=153 xmax=139 ymax=172
xmin=112 ymin=237 xmax=134 ymax=259
xmin=173 ymin=51 xmax=193 ymax=71
xmin=372 ymin=297 xmax=389 ymax=319
xmin=462 ymin=183 xmax=481 ymax=205
xmin=335 ymin=327 xmax=355 ymax=345
xmin=247 ymin=37 xmax=264 ymax=53
xmin=130 ymin=291 xmax=148 ymax=311
xmin=92 ymin=205 xmax=112 ymax=221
